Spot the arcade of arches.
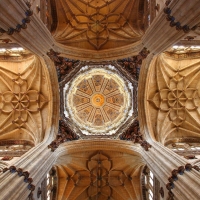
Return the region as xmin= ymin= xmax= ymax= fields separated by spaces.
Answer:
xmin=0 ymin=1 xmax=200 ymax=200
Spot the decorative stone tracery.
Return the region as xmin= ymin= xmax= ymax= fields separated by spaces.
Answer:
xmin=150 ymin=69 xmax=199 ymax=127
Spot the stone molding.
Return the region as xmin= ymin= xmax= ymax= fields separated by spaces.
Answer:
xmin=166 ymin=163 xmax=200 ymax=199
xmin=2 ymin=166 xmax=35 ymax=199
xmin=0 ymin=1 xmax=33 ymax=35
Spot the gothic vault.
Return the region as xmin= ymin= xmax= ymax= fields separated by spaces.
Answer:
xmin=0 ymin=1 xmax=200 ymax=200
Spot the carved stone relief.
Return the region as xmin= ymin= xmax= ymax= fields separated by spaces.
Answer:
xmin=117 ymin=47 xmax=150 ymax=81
xmin=146 ymin=53 xmax=200 ymax=143
xmin=47 ymin=49 xmax=80 ymax=82
xmin=120 ymin=119 xmax=151 ymax=151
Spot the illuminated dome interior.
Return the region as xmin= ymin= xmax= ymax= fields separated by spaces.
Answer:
xmin=64 ymin=66 xmax=133 ymax=135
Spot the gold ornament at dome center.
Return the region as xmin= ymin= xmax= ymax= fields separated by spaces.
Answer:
xmin=91 ymin=93 xmax=105 ymax=107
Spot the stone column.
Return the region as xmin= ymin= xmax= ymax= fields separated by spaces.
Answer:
xmin=142 ymin=0 xmax=200 ymax=54
xmin=0 ymin=137 xmax=56 ymax=200
xmin=142 ymin=141 xmax=200 ymax=200
xmin=0 ymin=0 xmax=55 ymax=56
xmin=0 ymin=1 xmax=60 ymax=199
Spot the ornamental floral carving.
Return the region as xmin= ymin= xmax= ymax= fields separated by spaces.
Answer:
xmin=147 ymin=54 xmax=200 ymax=143
xmin=120 ymin=119 xmax=151 ymax=151
xmin=47 ymin=49 xmax=79 ymax=82
xmin=117 ymin=47 xmax=150 ymax=81
xmin=48 ymin=120 xmax=79 ymax=152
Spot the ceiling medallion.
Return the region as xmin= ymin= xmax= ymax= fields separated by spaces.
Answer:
xmin=91 ymin=93 xmax=105 ymax=107
xmin=64 ymin=65 xmax=133 ymax=136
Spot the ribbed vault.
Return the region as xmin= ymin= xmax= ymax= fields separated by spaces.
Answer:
xmin=52 ymin=0 xmax=144 ymax=51
xmin=146 ymin=53 xmax=200 ymax=144
xmin=0 ymin=55 xmax=51 ymax=144
xmin=55 ymin=150 xmax=144 ymax=200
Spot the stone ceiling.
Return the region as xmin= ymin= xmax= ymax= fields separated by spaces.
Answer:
xmin=53 ymin=0 xmax=144 ymax=51
xmin=64 ymin=66 xmax=133 ymax=136
xmin=0 ymin=54 xmax=52 ymax=145
xmin=146 ymin=52 xmax=200 ymax=144
xmin=55 ymin=150 xmax=144 ymax=200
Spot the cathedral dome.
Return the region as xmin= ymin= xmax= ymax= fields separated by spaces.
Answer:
xmin=64 ymin=66 xmax=133 ymax=135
